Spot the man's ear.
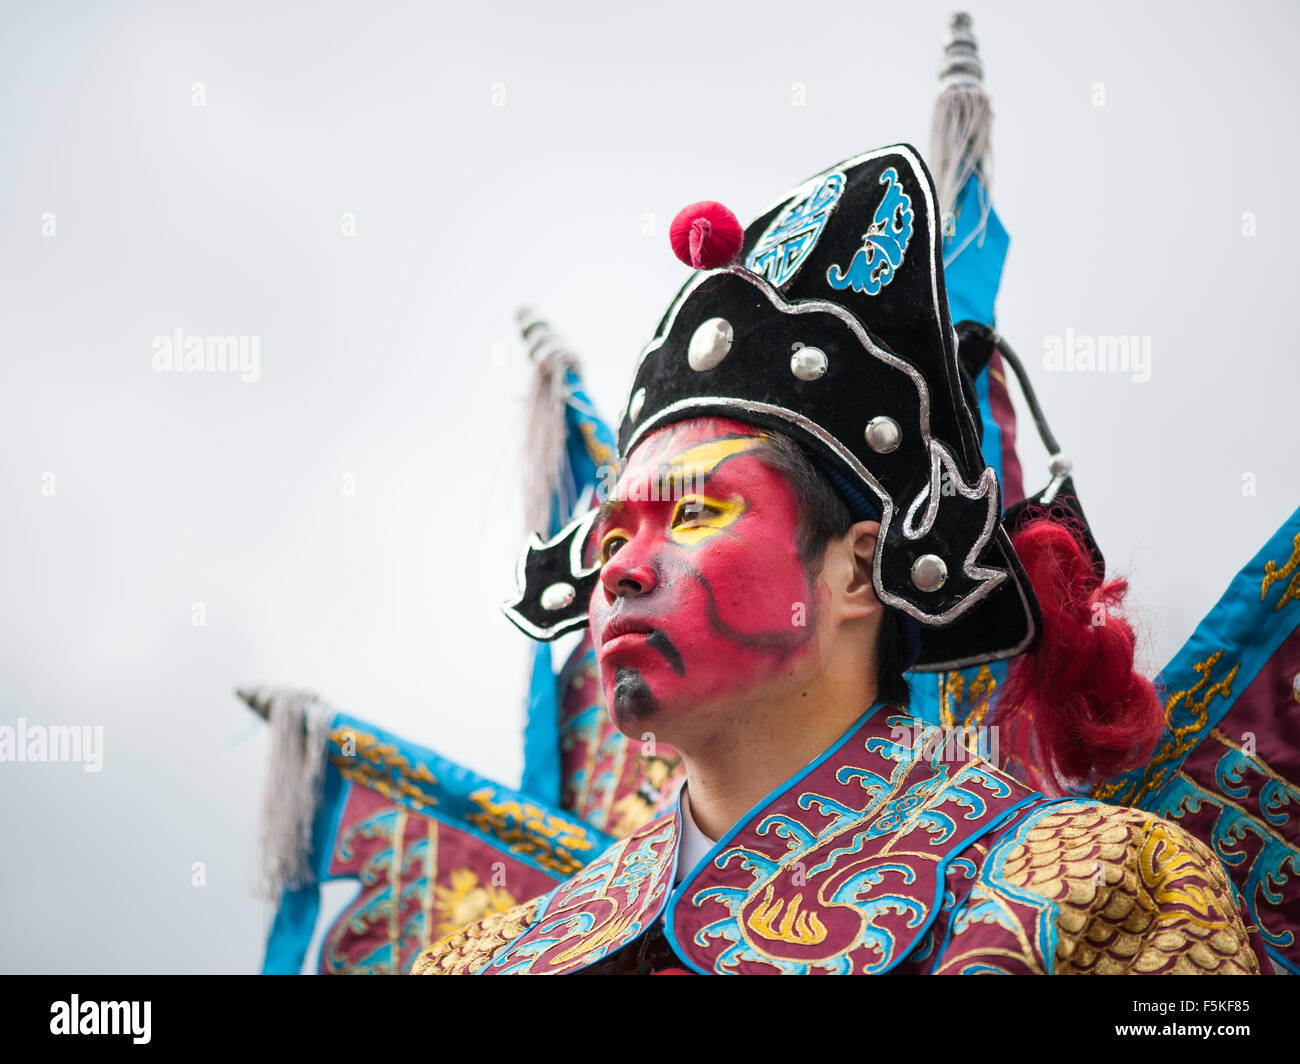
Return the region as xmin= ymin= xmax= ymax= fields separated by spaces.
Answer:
xmin=838 ymin=520 xmax=881 ymax=621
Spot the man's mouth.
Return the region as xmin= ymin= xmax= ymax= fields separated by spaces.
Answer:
xmin=599 ymin=616 xmax=686 ymax=676
xmin=600 ymin=614 xmax=658 ymax=647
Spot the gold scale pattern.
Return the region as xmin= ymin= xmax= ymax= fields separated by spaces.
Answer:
xmin=410 ymin=898 xmax=542 ymax=975
xmin=997 ymin=801 xmax=1260 ymax=975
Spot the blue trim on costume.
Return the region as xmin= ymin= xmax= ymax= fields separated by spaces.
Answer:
xmin=922 ymin=866 xmax=969 ymax=974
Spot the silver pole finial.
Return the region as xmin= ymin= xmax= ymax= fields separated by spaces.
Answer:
xmin=939 ymin=12 xmax=984 ymax=90
xmin=516 ymin=306 xmax=569 ymax=364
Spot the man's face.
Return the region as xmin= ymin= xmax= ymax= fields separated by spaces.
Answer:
xmin=587 ymin=416 xmax=822 ymax=735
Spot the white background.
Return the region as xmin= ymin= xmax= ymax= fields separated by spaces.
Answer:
xmin=2 ymin=0 xmax=1296 ymax=972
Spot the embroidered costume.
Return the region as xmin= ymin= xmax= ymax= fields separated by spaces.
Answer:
xmin=414 ymin=708 xmax=1262 ymax=975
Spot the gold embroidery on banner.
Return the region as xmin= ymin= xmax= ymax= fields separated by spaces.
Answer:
xmin=465 ymin=788 xmax=595 ymax=876
xmin=328 ymin=726 xmax=596 ymax=875
xmin=577 ymin=419 xmax=616 ymax=471
xmin=938 ymin=672 xmax=958 ymax=730
xmin=1261 ymin=531 xmax=1300 ymax=612
xmin=938 ymin=666 xmax=996 ymax=732
xmin=433 ymin=867 xmax=518 ymax=940
xmin=1166 ymin=651 xmax=1239 ymax=747
xmin=1092 ymin=650 xmax=1238 ymax=806
xmin=328 ymin=727 xmax=439 ymax=811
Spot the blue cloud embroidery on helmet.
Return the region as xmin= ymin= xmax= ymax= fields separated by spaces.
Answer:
xmin=827 ymin=167 xmax=915 ymax=296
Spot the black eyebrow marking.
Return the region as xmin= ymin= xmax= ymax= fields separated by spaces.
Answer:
xmin=592 ymin=497 xmax=623 ymax=535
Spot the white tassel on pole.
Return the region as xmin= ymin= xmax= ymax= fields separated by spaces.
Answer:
xmin=929 ymin=12 xmax=993 ymax=222
xmin=517 ymin=307 xmax=582 ymax=534
xmin=253 ymin=687 xmax=333 ymax=901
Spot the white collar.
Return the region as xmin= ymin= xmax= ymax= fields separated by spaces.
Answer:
xmin=675 ymin=786 xmax=717 ymax=884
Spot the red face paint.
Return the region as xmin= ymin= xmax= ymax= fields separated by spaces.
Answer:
xmin=588 ymin=417 xmax=818 ymax=731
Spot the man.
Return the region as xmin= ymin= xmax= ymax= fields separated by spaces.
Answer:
xmin=414 ymin=145 xmax=1264 ymax=974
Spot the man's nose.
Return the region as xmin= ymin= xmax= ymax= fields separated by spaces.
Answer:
xmin=599 ymin=543 xmax=658 ymax=600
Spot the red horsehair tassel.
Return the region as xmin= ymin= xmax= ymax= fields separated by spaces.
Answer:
xmin=669 ymin=201 xmax=743 ymax=269
xmin=999 ymin=517 xmax=1164 ymax=795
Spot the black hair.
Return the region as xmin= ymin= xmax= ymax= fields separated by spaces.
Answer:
xmin=752 ymin=431 xmax=911 ymax=709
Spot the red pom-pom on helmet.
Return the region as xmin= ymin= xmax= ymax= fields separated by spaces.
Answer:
xmin=669 ymin=201 xmax=743 ymax=269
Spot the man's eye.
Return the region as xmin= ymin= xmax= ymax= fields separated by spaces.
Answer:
xmin=672 ymin=500 xmax=719 ymax=526
xmin=600 ymin=534 xmax=628 ymax=563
